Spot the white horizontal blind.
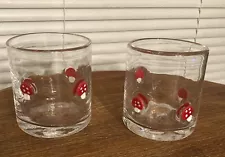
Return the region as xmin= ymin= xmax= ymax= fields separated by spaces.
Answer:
xmin=197 ymin=0 xmax=225 ymax=84
xmin=0 ymin=0 xmax=224 ymax=89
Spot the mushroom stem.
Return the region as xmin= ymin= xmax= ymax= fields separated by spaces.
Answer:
xmin=137 ymin=78 xmax=142 ymax=83
xmin=134 ymin=107 xmax=141 ymax=113
xmin=81 ymin=93 xmax=86 ymax=99
xmin=186 ymin=115 xmax=193 ymax=122
xmin=24 ymin=94 xmax=30 ymax=101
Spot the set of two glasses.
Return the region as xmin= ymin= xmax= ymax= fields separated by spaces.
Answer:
xmin=6 ymin=33 xmax=209 ymax=141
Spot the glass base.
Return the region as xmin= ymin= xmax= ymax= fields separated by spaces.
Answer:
xmin=17 ymin=116 xmax=91 ymax=138
xmin=123 ymin=116 xmax=194 ymax=141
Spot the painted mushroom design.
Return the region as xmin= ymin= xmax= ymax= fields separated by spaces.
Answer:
xmin=177 ymin=102 xmax=194 ymax=122
xmin=177 ymin=88 xmax=188 ymax=102
xmin=20 ymin=78 xmax=37 ymax=100
xmin=135 ymin=67 xmax=144 ymax=83
xmin=73 ymin=80 xmax=88 ymax=99
xmin=65 ymin=67 xmax=77 ymax=83
xmin=131 ymin=93 xmax=148 ymax=113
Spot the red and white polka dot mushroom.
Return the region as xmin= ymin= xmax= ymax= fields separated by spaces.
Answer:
xmin=131 ymin=93 xmax=149 ymax=113
xmin=65 ymin=67 xmax=77 ymax=83
xmin=135 ymin=67 xmax=144 ymax=83
xmin=177 ymin=88 xmax=188 ymax=102
xmin=73 ymin=80 xmax=88 ymax=99
xmin=176 ymin=102 xmax=194 ymax=122
xmin=20 ymin=78 xmax=37 ymax=100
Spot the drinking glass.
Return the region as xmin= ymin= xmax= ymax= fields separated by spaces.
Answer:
xmin=6 ymin=32 xmax=92 ymax=138
xmin=123 ymin=38 xmax=209 ymax=141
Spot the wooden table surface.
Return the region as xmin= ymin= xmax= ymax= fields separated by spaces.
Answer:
xmin=0 ymin=71 xmax=225 ymax=157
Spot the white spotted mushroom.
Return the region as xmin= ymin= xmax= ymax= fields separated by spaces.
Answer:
xmin=131 ymin=93 xmax=149 ymax=113
xmin=176 ymin=102 xmax=194 ymax=122
xmin=135 ymin=67 xmax=144 ymax=83
xmin=20 ymin=78 xmax=37 ymax=101
xmin=177 ymin=88 xmax=188 ymax=102
xmin=73 ymin=80 xmax=88 ymax=99
xmin=65 ymin=67 xmax=77 ymax=83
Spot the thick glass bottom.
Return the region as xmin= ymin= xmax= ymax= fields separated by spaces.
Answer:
xmin=17 ymin=116 xmax=91 ymax=138
xmin=123 ymin=116 xmax=195 ymax=141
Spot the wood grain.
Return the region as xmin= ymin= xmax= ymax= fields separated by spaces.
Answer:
xmin=0 ymin=71 xmax=225 ymax=157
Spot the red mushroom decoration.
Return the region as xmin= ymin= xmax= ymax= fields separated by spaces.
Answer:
xmin=135 ymin=67 xmax=144 ymax=83
xmin=131 ymin=93 xmax=149 ymax=113
xmin=177 ymin=88 xmax=188 ymax=102
xmin=20 ymin=78 xmax=37 ymax=100
xmin=73 ymin=80 xmax=88 ymax=99
xmin=177 ymin=102 xmax=194 ymax=122
xmin=65 ymin=67 xmax=77 ymax=83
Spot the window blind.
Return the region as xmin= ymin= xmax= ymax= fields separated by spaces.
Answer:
xmin=197 ymin=0 xmax=225 ymax=84
xmin=0 ymin=0 xmax=224 ymax=89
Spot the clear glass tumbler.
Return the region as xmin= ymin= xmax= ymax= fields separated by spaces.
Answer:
xmin=6 ymin=32 xmax=92 ymax=138
xmin=123 ymin=38 xmax=209 ymax=141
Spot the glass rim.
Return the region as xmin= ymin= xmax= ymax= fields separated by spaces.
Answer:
xmin=128 ymin=38 xmax=209 ymax=56
xmin=6 ymin=32 xmax=91 ymax=52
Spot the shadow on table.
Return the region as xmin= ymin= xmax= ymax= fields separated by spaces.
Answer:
xmin=92 ymin=71 xmax=125 ymax=123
